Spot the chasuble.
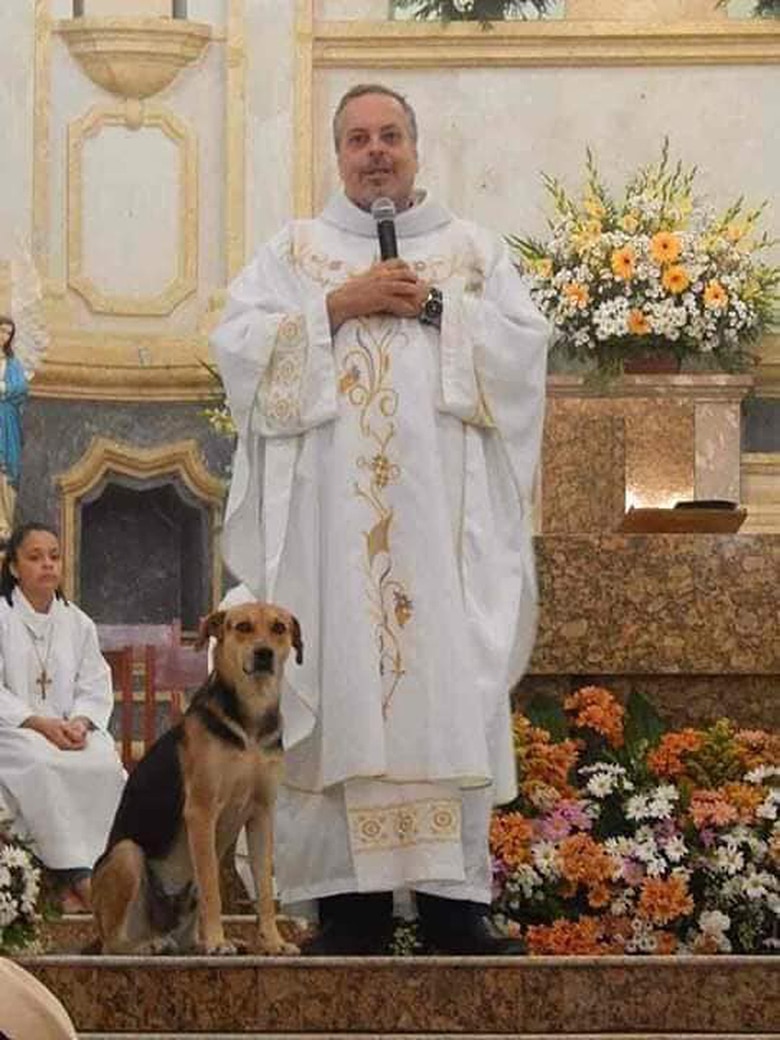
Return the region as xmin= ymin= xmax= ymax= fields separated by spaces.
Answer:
xmin=212 ymin=192 xmax=548 ymax=902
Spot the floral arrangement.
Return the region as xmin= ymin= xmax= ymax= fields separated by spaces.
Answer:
xmin=489 ymin=686 xmax=780 ymax=954
xmin=0 ymin=807 xmax=42 ymax=954
xmin=510 ymin=142 xmax=780 ymax=380
xmin=393 ymin=0 xmax=551 ymax=21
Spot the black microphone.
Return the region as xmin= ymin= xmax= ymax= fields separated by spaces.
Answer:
xmin=371 ymin=196 xmax=398 ymax=260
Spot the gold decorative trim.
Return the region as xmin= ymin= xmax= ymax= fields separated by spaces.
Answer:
xmin=56 ymin=17 xmax=212 ymax=100
xmin=33 ymin=0 xmax=53 ymax=277
xmin=57 ymin=437 xmax=225 ymax=601
xmin=312 ymin=19 xmax=780 ymax=68
xmin=226 ymin=0 xmax=246 ymax=279
xmin=67 ymin=104 xmax=198 ymax=317
xmin=294 ymin=0 xmax=315 ymax=218
xmin=741 ymin=452 xmax=780 ymax=535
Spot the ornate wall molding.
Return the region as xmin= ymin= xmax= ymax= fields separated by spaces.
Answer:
xmin=31 ymin=1 xmax=236 ymax=400
xmin=67 ymin=103 xmax=198 ymax=317
xmin=56 ymin=17 xmax=212 ymax=100
xmin=310 ymin=19 xmax=780 ymax=70
xmin=57 ymin=436 xmax=225 ymax=600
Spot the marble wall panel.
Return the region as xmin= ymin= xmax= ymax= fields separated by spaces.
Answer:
xmin=696 ymin=400 xmax=742 ymax=502
xmin=624 ymin=399 xmax=694 ymax=509
xmin=529 ymin=533 xmax=779 ymax=674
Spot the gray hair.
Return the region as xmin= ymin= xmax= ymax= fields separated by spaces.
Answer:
xmin=332 ymin=84 xmax=418 ymax=151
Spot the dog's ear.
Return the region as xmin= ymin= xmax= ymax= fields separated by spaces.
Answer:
xmin=195 ymin=610 xmax=226 ymax=649
xmin=291 ymin=616 xmax=303 ymax=665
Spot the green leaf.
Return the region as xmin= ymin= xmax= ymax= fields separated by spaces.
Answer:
xmin=523 ymin=692 xmax=569 ymax=742
xmin=624 ymin=689 xmax=667 ymax=752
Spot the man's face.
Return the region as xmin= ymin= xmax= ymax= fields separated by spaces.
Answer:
xmin=336 ymin=92 xmax=418 ymax=212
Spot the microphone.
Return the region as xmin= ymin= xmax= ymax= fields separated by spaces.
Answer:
xmin=370 ymin=196 xmax=398 ymax=261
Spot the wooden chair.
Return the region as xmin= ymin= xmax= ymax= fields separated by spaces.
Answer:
xmin=100 ymin=624 xmax=208 ymax=771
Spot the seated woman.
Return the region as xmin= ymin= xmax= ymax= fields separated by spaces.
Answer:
xmin=0 ymin=522 xmax=125 ymax=913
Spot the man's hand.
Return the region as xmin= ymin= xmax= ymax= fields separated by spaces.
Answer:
xmin=22 ymin=715 xmax=87 ymax=750
xmin=327 ymin=260 xmax=429 ymax=333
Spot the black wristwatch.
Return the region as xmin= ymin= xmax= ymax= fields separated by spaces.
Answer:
xmin=419 ymin=287 xmax=443 ymax=330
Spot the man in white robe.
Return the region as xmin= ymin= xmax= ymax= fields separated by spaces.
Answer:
xmin=0 ymin=589 xmax=126 ymax=895
xmin=211 ymin=84 xmax=549 ymax=953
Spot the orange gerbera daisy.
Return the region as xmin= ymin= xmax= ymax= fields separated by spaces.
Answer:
xmin=563 ymin=282 xmax=590 ymax=309
xmin=662 ymin=265 xmax=691 ymax=294
xmin=627 ymin=308 xmax=651 ymax=335
xmin=564 ymin=686 xmax=625 ymax=748
xmin=611 ymin=246 xmax=636 ymax=281
xmin=637 ymin=875 xmax=694 ymax=926
xmin=703 ymin=280 xmax=728 ymax=309
xmin=650 ymin=231 xmax=682 ymax=265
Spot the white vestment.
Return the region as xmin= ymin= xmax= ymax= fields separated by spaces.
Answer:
xmin=0 ymin=590 xmax=126 ymax=870
xmin=212 ymin=191 xmax=548 ymax=904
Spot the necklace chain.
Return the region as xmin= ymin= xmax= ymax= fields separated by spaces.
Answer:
xmin=23 ymin=622 xmax=54 ymax=699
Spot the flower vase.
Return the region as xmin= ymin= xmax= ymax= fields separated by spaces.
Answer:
xmin=622 ymin=344 xmax=682 ymax=375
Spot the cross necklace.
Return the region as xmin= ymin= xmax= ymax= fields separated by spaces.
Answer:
xmin=24 ymin=622 xmax=54 ymax=700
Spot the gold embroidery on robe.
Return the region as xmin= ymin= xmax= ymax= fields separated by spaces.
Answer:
xmin=348 ymin=797 xmax=462 ymax=854
xmin=340 ymin=319 xmax=413 ymax=717
xmin=258 ymin=314 xmax=306 ymax=428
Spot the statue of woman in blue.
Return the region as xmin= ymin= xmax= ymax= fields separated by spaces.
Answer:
xmin=0 ymin=317 xmax=29 ymax=540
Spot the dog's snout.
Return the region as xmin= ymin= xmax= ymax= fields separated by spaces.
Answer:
xmin=254 ymin=646 xmax=274 ymax=673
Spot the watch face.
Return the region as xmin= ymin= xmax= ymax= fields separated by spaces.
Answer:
xmin=424 ymin=289 xmax=443 ymax=320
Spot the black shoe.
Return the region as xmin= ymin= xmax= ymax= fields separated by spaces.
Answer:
xmin=415 ymin=893 xmax=525 ymax=955
xmin=302 ymin=892 xmax=393 ymax=956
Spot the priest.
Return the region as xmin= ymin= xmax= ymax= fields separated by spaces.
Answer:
xmin=211 ymin=83 xmax=549 ymax=954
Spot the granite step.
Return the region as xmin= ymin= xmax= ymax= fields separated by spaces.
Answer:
xmin=78 ymin=1035 xmax=780 ymax=1040
xmin=18 ymin=951 xmax=779 ymax=1036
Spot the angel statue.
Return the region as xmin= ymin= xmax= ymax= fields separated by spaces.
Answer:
xmin=0 ymin=253 xmax=49 ymax=540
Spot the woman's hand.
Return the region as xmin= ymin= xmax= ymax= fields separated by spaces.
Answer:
xmin=22 ymin=715 xmax=87 ymax=750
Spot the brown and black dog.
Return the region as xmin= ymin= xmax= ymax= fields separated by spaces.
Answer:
xmin=91 ymin=603 xmax=302 ymax=955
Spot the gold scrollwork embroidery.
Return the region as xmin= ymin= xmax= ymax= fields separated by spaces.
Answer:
xmin=348 ymin=798 xmax=461 ymax=854
xmin=259 ymin=314 xmax=306 ymax=428
xmin=340 ymin=318 xmax=413 ymax=717
xmin=288 ymin=235 xmax=361 ymax=289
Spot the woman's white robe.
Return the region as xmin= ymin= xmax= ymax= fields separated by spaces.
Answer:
xmin=0 ymin=590 xmax=125 ymax=870
xmin=212 ymin=192 xmax=548 ymax=903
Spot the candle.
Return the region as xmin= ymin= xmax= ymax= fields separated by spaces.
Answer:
xmin=172 ymin=0 xmax=187 ymax=17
